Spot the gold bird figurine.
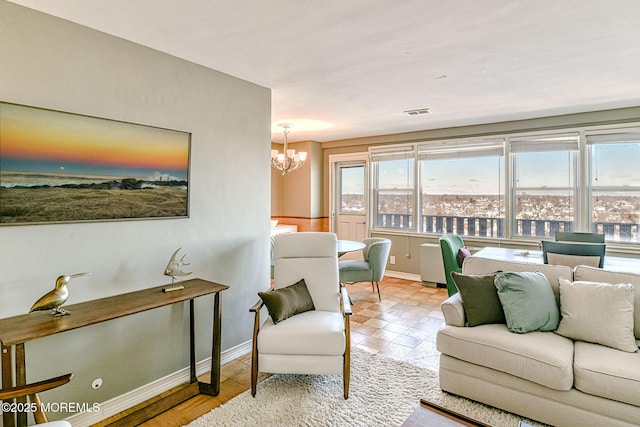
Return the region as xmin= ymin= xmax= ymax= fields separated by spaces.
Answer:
xmin=29 ymin=272 xmax=91 ymax=316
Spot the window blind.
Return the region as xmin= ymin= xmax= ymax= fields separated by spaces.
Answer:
xmin=369 ymin=145 xmax=415 ymax=162
xmin=586 ymin=129 xmax=640 ymax=145
xmin=510 ymin=133 xmax=579 ymax=153
xmin=417 ymin=139 xmax=504 ymax=161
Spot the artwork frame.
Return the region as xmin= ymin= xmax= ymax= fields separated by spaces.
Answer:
xmin=0 ymin=101 xmax=191 ymax=226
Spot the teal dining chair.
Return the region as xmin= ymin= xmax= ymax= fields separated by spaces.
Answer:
xmin=339 ymin=238 xmax=391 ymax=301
xmin=554 ymin=231 xmax=605 ymax=244
xmin=439 ymin=234 xmax=465 ymax=297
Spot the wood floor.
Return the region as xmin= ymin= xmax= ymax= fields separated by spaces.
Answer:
xmin=99 ymin=277 xmax=448 ymax=427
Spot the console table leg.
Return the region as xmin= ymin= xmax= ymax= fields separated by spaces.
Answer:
xmin=16 ymin=344 xmax=27 ymax=427
xmin=211 ymin=292 xmax=221 ymax=395
xmin=2 ymin=344 xmax=15 ymax=427
xmin=198 ymin=292 xmax=221 ymax=396
xmin=189 ymin=299 xmax=196 ymax=383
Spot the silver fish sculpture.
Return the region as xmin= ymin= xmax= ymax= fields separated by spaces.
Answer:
xmin=164 ymin=247 xmax=192 ymax=279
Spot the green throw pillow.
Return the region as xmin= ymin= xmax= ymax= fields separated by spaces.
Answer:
xmin=494 ymin=271 xmax=560 ymax=334
xmin=258 ymin=279 xmax=315 ymax=324
xmin=451 ymin=271 xmax=505 ymax=326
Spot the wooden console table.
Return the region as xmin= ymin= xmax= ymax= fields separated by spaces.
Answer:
xmin=0 ymin=278 xmax=228 ymax=427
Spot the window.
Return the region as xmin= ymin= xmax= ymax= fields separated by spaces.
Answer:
xmin=339 ymin=165 xmax=365 ymax=214
xmin=367 ymin=123 xmax=640 ymax=246
xmin=510 ymin=133 xmax=579 ymax=238
xmin=418 ymin=139 xmax=505 ymax=237
xmin=587 ymin=130 xmax=640 ymax=242
xmin=371 ymin=146 xmax=415 ymax=229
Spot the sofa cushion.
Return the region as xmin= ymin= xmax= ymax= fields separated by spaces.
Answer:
xmin=574 ymin=341 xmax=640 ymax=406
xmin=451 ymin=271 xmax=505 ymax=326
xmin=494 ymin=271 xmax=560 ymax=333
xmin=574 ymin=265 xmax=640 ymax=339
xmin=556 ymin=278 xmax=637 ymax=353
xmin=436 ymin=323 xmax=574 ymax=391
xmin=258 ymin=310 xmax=345 ymax=355
xmin=457 ymin=246 xmax=472 ymax=267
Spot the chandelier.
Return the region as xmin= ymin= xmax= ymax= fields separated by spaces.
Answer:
xmin=271 ymin=123 xmax=307 ymax=175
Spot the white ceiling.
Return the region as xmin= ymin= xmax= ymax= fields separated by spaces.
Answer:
xmin=9 ymin=0 xmax=640 ymax=143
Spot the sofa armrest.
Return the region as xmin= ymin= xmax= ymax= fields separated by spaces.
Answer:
xmin=441 ymin=293 xmax=466 ymax=327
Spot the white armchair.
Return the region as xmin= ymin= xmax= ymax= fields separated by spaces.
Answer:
xmin=250 ymin=232 xmax=352 ymax=399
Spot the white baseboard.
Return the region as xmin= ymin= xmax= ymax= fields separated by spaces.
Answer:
xmin=384 ymin=270 xmax=421 ymax=281
xmin=66 ymin=340 xmax=252 ymax=427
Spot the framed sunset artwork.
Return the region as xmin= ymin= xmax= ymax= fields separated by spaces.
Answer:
xmin=0 ymin=101 xmax=191 ymax=225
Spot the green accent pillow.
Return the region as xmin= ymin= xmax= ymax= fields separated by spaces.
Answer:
xmin=451 ymin=271 xmax=505 ymax=326
xmin=494 ymin=271 xmax=560 ymax=333
xmin=258 ymin=279 xmax=315 ymax=324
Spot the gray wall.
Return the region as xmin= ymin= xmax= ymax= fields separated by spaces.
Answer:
xmin=0 ymin=1 xmax=270 ymax=415
xmin=271 ymin=140 xmax=323 ymax=218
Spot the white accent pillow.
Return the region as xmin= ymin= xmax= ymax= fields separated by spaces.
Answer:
xmin=556 ymin=278 xmax=637 ymax=353
xmin=546 ymin=253 xmax=601 ymax=268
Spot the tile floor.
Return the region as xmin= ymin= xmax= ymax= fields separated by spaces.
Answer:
xmin=347 ymin=277 xmax=448 ymax=371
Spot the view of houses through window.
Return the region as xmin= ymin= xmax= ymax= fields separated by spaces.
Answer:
xmin=342 ymin=125 xmax=640 ymax=243
xmin=419 ymin=139 xmax=505 ymax=237
xmin=511 ymin=133 xmax=578 ymax=239
xmin=588 ymin=132 xmax=640 ymax=242
xmin=339 ymin=165 xmax=365 ymax=214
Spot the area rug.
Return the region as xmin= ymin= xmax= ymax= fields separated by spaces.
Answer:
xmin=186 ymin=349 xmax=546 ymax=427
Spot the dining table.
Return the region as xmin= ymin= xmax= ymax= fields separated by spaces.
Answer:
xmin=337 ymin=239 xmax=366 ymax=257
xmin=472 ymin=246 xmax=640 ymax=275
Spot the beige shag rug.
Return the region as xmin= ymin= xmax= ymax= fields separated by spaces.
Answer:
xmin=186 ymin=349 xmax=545 ymax=427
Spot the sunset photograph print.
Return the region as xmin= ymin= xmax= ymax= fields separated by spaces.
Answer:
xmin=0 ymin=102 xmax=190 ymax=225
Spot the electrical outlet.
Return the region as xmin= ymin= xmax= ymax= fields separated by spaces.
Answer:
xmin=389 ymin=255 xmax=396 ymax=264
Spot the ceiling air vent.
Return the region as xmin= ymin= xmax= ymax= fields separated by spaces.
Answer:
xmin=403 ymin=108 xmax=431 ymax=116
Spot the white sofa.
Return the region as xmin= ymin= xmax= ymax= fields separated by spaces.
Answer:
xmin=437 ymin=256 xmax=640 ymax=427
